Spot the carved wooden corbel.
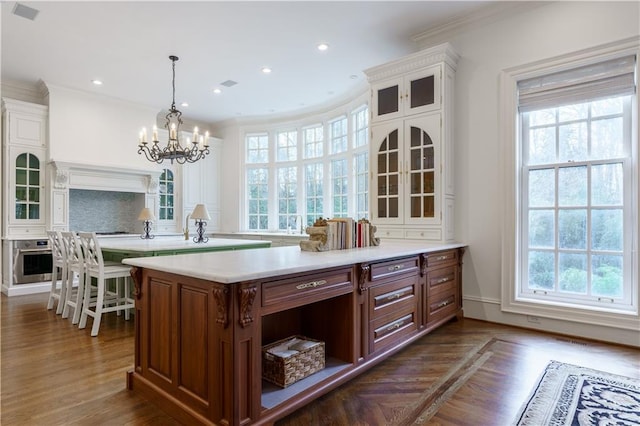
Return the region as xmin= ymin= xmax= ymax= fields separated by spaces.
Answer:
xmin=129 ymin=266 xmax=142 ymax=299
xmin=420 ymin=254 xmax=427 ymax=277
xmin=238 ymin=285 xmax=257 ymax=328
xmin=54 ymin=168 xmax=69 ymax=189
xmin=358 ymin=264 xmax=370 ymax=294
xmin=212 ymin=286 xmax=229 ymax=327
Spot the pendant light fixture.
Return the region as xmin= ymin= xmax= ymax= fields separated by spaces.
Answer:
xmin=138 ymin=55 xmax=210 ymax=164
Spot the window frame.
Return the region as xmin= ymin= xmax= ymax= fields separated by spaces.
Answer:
xmin=241 ymin=101 xmax=369 ymax=231
xmin=499 ymin=38 xmax=639 ymax=330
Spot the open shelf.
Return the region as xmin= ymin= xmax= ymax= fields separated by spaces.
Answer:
xmin=261 ymin=357 xmax=351 ymax=409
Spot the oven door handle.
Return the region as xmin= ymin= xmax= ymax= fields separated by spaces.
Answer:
xmin=16 ymin=248 xmax=52 ymax=253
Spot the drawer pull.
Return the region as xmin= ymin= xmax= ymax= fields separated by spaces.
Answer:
xmin=436 ymin=277 xmax=450 ymax=284
xmin=435 ymin=255 xmax=449 ymax=261
xmin=296 ymin=279 xmax=327 ymax=290
xmin=386 ymin=321 xmax=403 ymax=332
xmin=437 ymin=300 xmax=449 ymax=308
xmin=387 ymin=263 xmax=405 ymax=272
xmin=387 ymin=293 xmax=401 ymax=302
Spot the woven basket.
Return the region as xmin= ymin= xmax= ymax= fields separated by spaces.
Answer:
xmin=262 ymin=335 xmax=325 ymax=388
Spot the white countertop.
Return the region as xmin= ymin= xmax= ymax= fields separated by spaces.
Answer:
xmin=99 ymin=236 xmax=270 ymax=252
xmin=123 ymin=241 xmax=465 ymax=283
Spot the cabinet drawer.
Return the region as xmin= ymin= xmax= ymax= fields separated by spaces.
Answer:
xmin=370 ymin=307 xmax=418 ymax=353
xmin=370 ymin=256 xmax=419 ymax=281
xmin=426 ymin=265 xmax=457 ymax=296
xmin=369 ymin=274 xmax=418 ymax=321
xmin=426 ymin=291 xmax=458 ymax=325
xmin=404 ymin=228 xmax=442 ymax=240
xmin=424 ymin=249 xmax=458 ymax=268
xmin=261 ymin=267 xmax=353 ymax=312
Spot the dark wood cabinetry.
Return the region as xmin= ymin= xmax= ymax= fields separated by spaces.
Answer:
xmin=127 ymin=246 xmax=464 ymax=425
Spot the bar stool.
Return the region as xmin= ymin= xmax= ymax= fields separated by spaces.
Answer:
xmin=77 ymin=232 xmax=134 ymax=337
xmin=46 ymin=230 xmax=67 ymax=314
xmin=60 ymin=231 xmax=87 ymax=325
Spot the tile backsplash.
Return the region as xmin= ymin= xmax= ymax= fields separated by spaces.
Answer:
xmin=69 ymin=189 xmax=145 ymax=233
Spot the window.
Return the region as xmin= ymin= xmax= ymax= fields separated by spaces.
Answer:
xmin=330 ymin=116 xmax=348 ymax=154
xmin=305 ymin=163 xmax=324 ymax=225
xmin=501 ymin=45 xmax=638 ymax=323
xmin=243 ymin=104 xmax=369 ymax=231
xmin=331 ymin=159 xmax=348 ymax=217
xmin=247 ymin=168 xmax=269 ymax=230
xmin=303 ymin=125 xmax=323 ymax=158
xmin=159 ymin=169 xmax=174 ymax=220
xmin=277 ymin=166 xmax=298 ymax=230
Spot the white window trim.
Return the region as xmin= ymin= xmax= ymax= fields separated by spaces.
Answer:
xmin=499 ymin=36 xmax=640 ymax=331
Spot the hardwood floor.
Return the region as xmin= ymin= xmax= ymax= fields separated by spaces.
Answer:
xmin=2 ymin=293 xmax=638 ymax=425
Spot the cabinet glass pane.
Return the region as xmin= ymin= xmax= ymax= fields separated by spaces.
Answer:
xmin=378 ymin=153 xmax=387 ymax=174
xmin=16 ymin=153 xmax=27 ymax=168
xmin=378 ymin=176 xmax=387 ymax=196
xmin=378 ymin=198 xmax=387 ymax=217
xmin=28 ymin=154 xmax=40 ymax=169
xmin=410 ymin=126 xmax=421 ymax=147
xmin=29 ymin=204 xmax=39 ymax=220
xmin=411 ymin=196 xmax=420 ymax=217
xmin=388 ymin=152 xmax=398 ymax=173
xmin=389 ymin=197 xmax=398 ymax=218
xmin=389 ymin=175 xmax=398 ymax=196
xmin=423 ymin=196 xmax=434 ymax=217
xmin=424 ymin=171 xmax=434 ymax=193
xmin=16 ymin=169 xmax=27 ymax=185
xmin=410 ymin=173 xmax=421 ymax=194
xmin=378 ymin=86 xmax=399 ymax=116
xmin=410 ymin=75 xmax=435 ymax=109
xmin=410 ymin=148 xmax=421 ymax=170
xmin=423 ymin=146 xmax=434 ymax=169
xmin=28 ymin=188 xmax=39 ymax=202
xmin=160 ymin=209 xmax=167 ymax=220
xmin=16 ymin=186 xmax=27 ymax=201
xmin=388 ymin=129 xmax=398 ymax=150
xmin=16 ymin=204 xmax=27 ymax=219
xmin=29 ymin=170 xmax=39 ymax=185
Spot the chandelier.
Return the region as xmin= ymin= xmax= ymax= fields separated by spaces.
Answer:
xmin=138 ymin=55 xmax=210 ymax=164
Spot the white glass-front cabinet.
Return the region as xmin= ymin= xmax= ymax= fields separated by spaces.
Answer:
xmin=365 ymin=43 xmax=458 ymax=242
xmin=2 ymin=98 xmax=48 ymax=238
xmin=372 ymin=114 xmax=441 ymax=226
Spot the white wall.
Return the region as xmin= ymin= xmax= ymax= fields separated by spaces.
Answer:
xmin=428 ymin=1 xmax=639 ymax=345
xmin=47 ymin=83 xmax=161 ymax=171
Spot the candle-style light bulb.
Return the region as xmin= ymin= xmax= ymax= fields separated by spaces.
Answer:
xmin=204 ymin=131 xmax=210 ymax=147
xmin=152 ymin=125 xmax=158 ymax=142
xmin=170 ymin=123 xmax=177 ymax=140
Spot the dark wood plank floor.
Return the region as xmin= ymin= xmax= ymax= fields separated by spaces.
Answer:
xmin=2 ymin=293 xmax=638 ymax=425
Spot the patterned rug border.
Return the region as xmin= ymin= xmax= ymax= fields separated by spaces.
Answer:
xmin=513 ymin=360 xmax=640 ymax=426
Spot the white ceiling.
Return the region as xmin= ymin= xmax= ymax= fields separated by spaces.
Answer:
xmin=1 ymin=1 xmax=494 ymax=124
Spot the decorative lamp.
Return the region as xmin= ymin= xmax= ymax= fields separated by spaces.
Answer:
xmin=191 ymin=204 xmax=211 ymax=243
xmin=138 ymin=207 xmax=156 ymax=239
xmin=138 ymin=55 xmax=210 ymax=164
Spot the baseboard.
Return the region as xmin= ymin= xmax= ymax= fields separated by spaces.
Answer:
xmin=462 ymin=296 xmax=640 ymax=347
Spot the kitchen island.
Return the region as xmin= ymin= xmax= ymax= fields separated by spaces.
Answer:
xmin=99 ymin=236 xmax=271 ymax=262
xmin=123 ymin=241 xmax=466 ymax=425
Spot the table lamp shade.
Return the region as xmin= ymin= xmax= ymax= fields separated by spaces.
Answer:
xmin=138 ymin=207 xmax=156 ymax=221
xmin=191 ymin=204 xmax=211 ymax=221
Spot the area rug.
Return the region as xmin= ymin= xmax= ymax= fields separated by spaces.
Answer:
xmin=514 ymin=360 xmax=640 ymax=425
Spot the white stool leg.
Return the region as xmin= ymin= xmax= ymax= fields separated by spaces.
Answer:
xmin=90 ymin=278 xmax=105 ymax=337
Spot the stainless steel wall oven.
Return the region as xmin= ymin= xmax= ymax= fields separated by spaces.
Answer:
xmin=13 ymin=239 xmax=60 ymax=284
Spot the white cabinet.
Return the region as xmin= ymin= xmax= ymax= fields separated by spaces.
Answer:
xmin=371 ymin=65 xmax=441 ymax=122
xmin=181 ymin=136 xmax=222 ymax=234
xmin=2 ymin=98 xmax=48 ymax=238
xmin=365 ymin=43 xmax=458 ymax=242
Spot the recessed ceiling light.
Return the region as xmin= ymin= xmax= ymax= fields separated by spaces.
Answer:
xmin=181 ymin=102 xmax=189 ymax=107
xmin=350 ymin=74 xmax=358 ymax=80
xmin=12 ymin=3 xmax=39 ymax=21
xmin=92 ymin=79 xmax=103 ymax=86
xmin=213 ymin=88 xmax=222 ymax=94
xmin=261 ymin=67 xmax=272 ymax=74
xmin=317 ymin=43 xmax=329 ymax=51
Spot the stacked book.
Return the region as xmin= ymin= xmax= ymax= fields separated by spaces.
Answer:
xmin=326 ymin=218 xmax=373 ymax=250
